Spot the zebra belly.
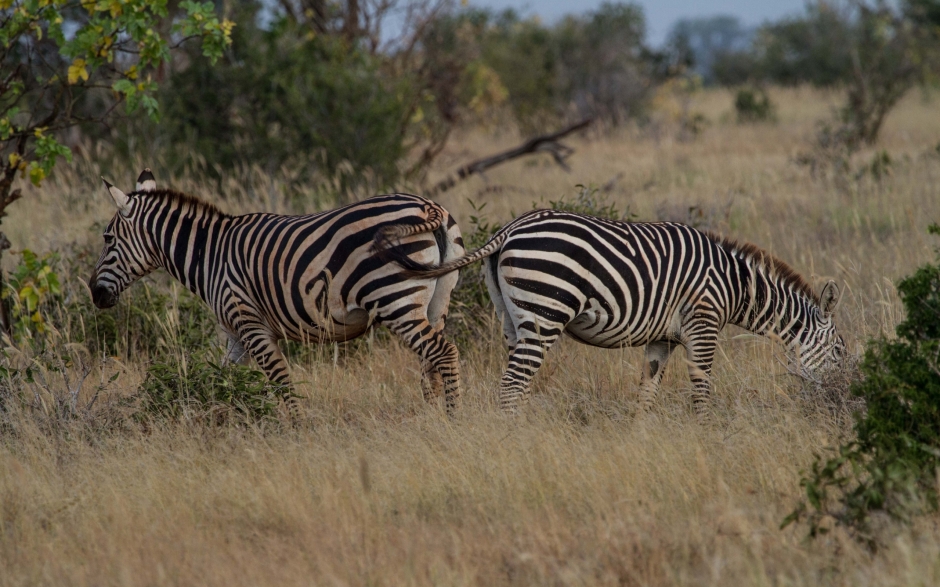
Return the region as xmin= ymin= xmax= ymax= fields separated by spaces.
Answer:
xmin=564 ymin=307 xmax=681 ymax=349
xmin=291 ymin=308 xmax=371 ymax=343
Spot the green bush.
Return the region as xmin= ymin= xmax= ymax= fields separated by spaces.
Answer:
xmin=139 ymin=355 xmax=288 ymax=424
xmin=734 ymin=87 xmax=775 ymax=123
xmin=785 ymin=224 xmax=940 ymax=547
xmin=1 ymin=249 xmax=63 ymax=343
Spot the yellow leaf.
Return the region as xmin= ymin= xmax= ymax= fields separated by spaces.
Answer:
xmin=68 ymin=59 xmax=89 ymax=85
xmin=28 ymin=165 xmax=45 ymax=187
xmin=125 ymin=65 xmax=138 ymax=80
xmin=8 ymin=153 xmax=19 ymax=167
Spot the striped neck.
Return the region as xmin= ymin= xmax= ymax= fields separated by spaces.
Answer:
xmin=729 ymin=254 xmax=820 ymax=348
xmin=135 ymin=194 xmax=230 ymax=301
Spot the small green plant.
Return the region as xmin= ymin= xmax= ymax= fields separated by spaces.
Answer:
xmin=2 ymin=250 xmax=62 ymax=341
xmin=139 ymin=355 xmax=288 ymax=424
xmin=784 ymin=224 xmax=940 ymax=548
xmin=734 ymin=87 xmax=776 ymax=123
xmin=547 ymin=183 xmax=635 ymax=221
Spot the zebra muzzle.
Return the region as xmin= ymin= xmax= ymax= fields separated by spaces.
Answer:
xmin=90 ymin=281 xmax=118 ymax=309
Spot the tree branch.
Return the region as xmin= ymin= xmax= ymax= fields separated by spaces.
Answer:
xmin=425 ymin=118 xmax=593 ymax=198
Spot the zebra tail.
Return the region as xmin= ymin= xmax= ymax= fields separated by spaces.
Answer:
xmin=374 ymin=221 xmax=507 ymax=279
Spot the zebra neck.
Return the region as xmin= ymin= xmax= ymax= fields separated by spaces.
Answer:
xmin=731 ymin=263 xmax=813 ymax=348
xmin=152 ymin=205 xmax=230 ymax=302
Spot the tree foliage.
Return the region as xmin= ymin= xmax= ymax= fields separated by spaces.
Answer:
xmin=0 ymin=0 xmax=233 ymax=334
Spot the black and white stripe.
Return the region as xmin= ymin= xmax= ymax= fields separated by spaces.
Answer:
xmin=376 ymin=209 xmax=845 ymax=414
xmin=89 ymin=170 xmax=466 ymax=411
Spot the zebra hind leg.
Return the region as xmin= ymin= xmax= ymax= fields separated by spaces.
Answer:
xmin=420 ymin=359 xmax=444 ymax=402
xmin=387 ymin=320 xmax=461 ymax=415
xmin=639 ymin=340 xmax=677 ymax=411
xmin=498 ymin=320 xmax=563 ymax=413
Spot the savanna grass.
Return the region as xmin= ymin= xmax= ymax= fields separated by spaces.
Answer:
xmin=1 ymin=86 xmax=940 ymax=585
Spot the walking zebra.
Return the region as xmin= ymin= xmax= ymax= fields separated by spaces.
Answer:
xmin=376 ymin=209 xmax=846 ymax=414
xmin=89 ymin=170 xmax=465 ymax=411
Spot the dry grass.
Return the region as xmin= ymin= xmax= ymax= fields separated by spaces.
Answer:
xmin=2 ymin=86 xmax=940 ymax=586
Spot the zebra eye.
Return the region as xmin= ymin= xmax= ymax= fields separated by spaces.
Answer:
xmin=104 ymin=234 xmax=115 ymax=245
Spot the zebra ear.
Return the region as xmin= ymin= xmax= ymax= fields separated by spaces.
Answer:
xmin=820 ymin=280 xmax=840 ymax=318
xmin=102 ymin=177 xmax=131 ymax=215
xmin=135 ymin=168 xmax=156 ymax=192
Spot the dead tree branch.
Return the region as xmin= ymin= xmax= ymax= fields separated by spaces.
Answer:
xmin=426 ymin=118 xmax=593 ymax=198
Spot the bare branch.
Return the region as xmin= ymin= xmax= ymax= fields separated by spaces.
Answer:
xmin=425 ymin=118 xmax=593 ymax=198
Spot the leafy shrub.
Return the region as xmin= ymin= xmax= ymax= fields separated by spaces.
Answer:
xmin=785 ymin=224 xmax=940 ymax=547
xmin=734 ymin=87 xmax=775 ymax=123
xmin=139 ymin=356 xmax=288 ymax=424
xmin=1 ymin=249 xmax=62 ymax=342
xmin=3 ymin=243 xmax=218 ymax=359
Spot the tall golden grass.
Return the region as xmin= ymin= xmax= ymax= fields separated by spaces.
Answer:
xmin=2 ymin=86 xmax=940 ymax=586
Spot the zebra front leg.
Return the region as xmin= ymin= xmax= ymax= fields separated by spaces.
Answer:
xmin=222 ymin=335 xmax=250 ymax=366
xmin=235 ymin=323 xmax=301 ymax=418
xmin=683 ymin=328 xmax=719 ymax=419
xmin=639 ymin=340 xmax=677 ymax=411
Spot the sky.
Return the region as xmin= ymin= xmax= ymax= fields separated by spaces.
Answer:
xmin=468 ymin=0 xmax=810 ymax=46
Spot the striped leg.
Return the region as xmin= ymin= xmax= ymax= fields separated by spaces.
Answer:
xmin=234 ymin=320 xmax=301 ymax=418
xmin=639 ymin=340 xmax=677 ymax=410
xmin=237 ymin=324 xmax=291 ymax=385
xmin=222 ymin=334 xmax=250 ymax=366
xmin=420 ymin=360 xmax=444 ymax=401
xmin=499 ymin=320 xmax=563 ymax=413
xmin=386 ymin=319 xmax=461 ymax=414
xmin=682 ymin=316 xmax=720 ymax=418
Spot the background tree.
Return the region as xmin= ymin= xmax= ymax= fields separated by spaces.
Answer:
xmin=667 ymin=15 xmax=750 ymax=86
xmin=0 ymin=0 xmax=233 ymax=335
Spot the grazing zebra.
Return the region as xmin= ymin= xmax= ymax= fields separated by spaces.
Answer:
xmin=376 ymin=209 xmax=846 ymax=414
xmin=89 ymin=170 xmax=465 ymax=411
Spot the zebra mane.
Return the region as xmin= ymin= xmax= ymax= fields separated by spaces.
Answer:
xmin=706 ymin=232 xmax=819 ymax=304
xmin=129 ymin=188 xmax=227 ymax=216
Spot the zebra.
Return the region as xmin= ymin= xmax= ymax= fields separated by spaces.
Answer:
xmin=89 ymin=170 xmax=466 ymax=412
xmin=375 ymin=209 xmax=846 ymax=414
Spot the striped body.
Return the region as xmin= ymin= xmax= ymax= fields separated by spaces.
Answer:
xmin=377 ymin=209 xmax=845 ymax=414
xmin=90 ymin=174 xmax=465 ymax=411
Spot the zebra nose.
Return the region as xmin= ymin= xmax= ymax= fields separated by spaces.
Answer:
xmin=90 ymin=281 xmax=117 ymax=309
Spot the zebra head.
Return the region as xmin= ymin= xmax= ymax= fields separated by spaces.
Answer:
xmin=793 ymin=280 xmax=846 ymax=375
xmin=88 ymin=169 xmax=159 ymax=309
